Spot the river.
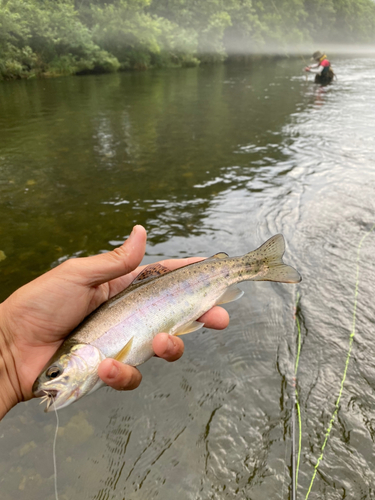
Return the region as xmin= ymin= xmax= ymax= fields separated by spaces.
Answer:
xmin=1 ymin=56 xmax=375 ymax=499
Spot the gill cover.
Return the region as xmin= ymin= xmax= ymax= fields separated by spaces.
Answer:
xmin=33 ymin=343 xmax=106 ymax=412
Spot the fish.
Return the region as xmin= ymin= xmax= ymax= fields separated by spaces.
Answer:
xmin=32 ymin=234 xmax=301 ymax=412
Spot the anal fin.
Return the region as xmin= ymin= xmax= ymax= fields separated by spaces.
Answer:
xmin=217 ymin=285 xmax=244 ymax=305
xmin=174 ymin=321 xmax=205 ymax=336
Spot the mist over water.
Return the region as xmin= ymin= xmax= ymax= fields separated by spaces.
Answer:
xmin=225 ymin=42 xmax=375 ymax=56
xmin=1 ymin=56 xmax=375 ymax=499
xmin=3 ymin=0 xmax=375 ymax=80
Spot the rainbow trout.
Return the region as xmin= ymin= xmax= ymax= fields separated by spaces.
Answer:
xmin=33 ymin=234 xmax=301 ymax=411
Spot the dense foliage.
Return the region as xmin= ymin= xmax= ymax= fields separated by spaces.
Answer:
xmin=1 ymin=0 xmax=375 ymax=80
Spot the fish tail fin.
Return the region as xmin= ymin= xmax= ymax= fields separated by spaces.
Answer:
xmin=245 ymin=234 xmax=301 ymax=283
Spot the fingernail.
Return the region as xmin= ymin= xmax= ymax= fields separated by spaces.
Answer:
xmin=107 ymin=361 xmax=119 ymax=380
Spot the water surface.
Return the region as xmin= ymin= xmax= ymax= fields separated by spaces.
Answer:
xmin=1 ymin=57 xmax=375 ymax=499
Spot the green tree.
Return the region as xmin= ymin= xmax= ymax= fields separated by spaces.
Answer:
xmin=148 ymin=0 xmax=235 ymax=61
xmin=0 ymin=0 xmax=119 ymax=80
xmin=2 ymin=0 xmax=375 ymax=80
xmin=91 ymin=0 xmax=198 ymax=69
xmin=252 ymin=0 xmax=307 ymax=46
xmin=332 ymin=0 xmax=375 ymax=42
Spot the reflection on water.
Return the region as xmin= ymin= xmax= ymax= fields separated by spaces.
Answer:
xmin=1 ymin=57 xmax=375 ymax=499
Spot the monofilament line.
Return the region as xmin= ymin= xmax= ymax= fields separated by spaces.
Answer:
xmin=281 ymin=295 xmax=297 ymax=500
xmin=291 ymin=385 xmax=296 ymax=500
xmin=52 ymin=397 xmax=60 ymax=500
xmin=304 ymin=223 xmax=375 ymax=499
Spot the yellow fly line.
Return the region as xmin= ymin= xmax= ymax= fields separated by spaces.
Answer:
xmin=292 ymin=223 xmax=375 ymax=499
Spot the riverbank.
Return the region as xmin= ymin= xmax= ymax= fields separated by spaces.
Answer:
xmin=2 ymin=0 xmax=375 ymax=82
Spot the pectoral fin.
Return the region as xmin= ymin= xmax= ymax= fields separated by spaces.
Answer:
xmin=174 ymin=321 xmax=205 ymax=336
xmin=114 ymin=337 xmax=134 ymax=363
xmin=217 ymin=285 xmax=244 ymax=305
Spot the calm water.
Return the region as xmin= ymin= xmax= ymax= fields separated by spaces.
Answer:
xmin=1 ymin=57 xmax=375 ymax=499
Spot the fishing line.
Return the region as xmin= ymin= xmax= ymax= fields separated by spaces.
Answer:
xmin=294 ymin=293 xmax=302 ymax=491
xmin=281 ymin=300 xmax=298 ymax=500
xmin=290 ymin=291 xmax=302 ymax=500
xmin=281 ymin=417 xmax=290 ymax=500
xmin=291 ymin=390 xmax=296 ymax=500
xmin=302 ymin=223 xmax=375 ymax=499
xmin=52 ymin=397 xmax=60 ymax=500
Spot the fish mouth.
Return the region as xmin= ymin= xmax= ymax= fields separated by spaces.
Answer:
xmin=34 ymin=388 xmax=74 ymax=413
xmin=34 ymin=389 xmax=59 ymax=412
xmin=36 ymin=386 xmax=83 ymax=412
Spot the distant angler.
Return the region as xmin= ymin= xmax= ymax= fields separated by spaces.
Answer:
xmin=304 ymin=51 xmax=334 ymax=85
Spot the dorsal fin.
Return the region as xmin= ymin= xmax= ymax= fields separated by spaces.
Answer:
xmin=108 ymin=262 xmax=178 ymax=308
xmin=131 ymin=263 xmax=171 ymax=285
xmin=206 ymin=252 xmax=229 ymax=261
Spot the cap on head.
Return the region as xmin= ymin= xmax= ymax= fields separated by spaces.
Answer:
xmin=312 ymin=51 xmax=323 ymax=61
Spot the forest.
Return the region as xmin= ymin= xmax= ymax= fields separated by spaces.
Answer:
xmin=1 ymin=0 xmax=375 ymax=80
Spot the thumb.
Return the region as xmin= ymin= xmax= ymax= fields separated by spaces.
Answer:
xmin=79 ymin=225 xmax=147 ymax=286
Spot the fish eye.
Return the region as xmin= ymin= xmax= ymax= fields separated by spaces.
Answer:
xmin=46 ymin=366 xmax=62 ymax=379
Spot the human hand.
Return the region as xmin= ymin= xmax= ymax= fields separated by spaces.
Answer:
xmin=304 ymin=66 xmax=311 ymax=72
xmin=0 ymin=225 xmax=229 ymax=418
